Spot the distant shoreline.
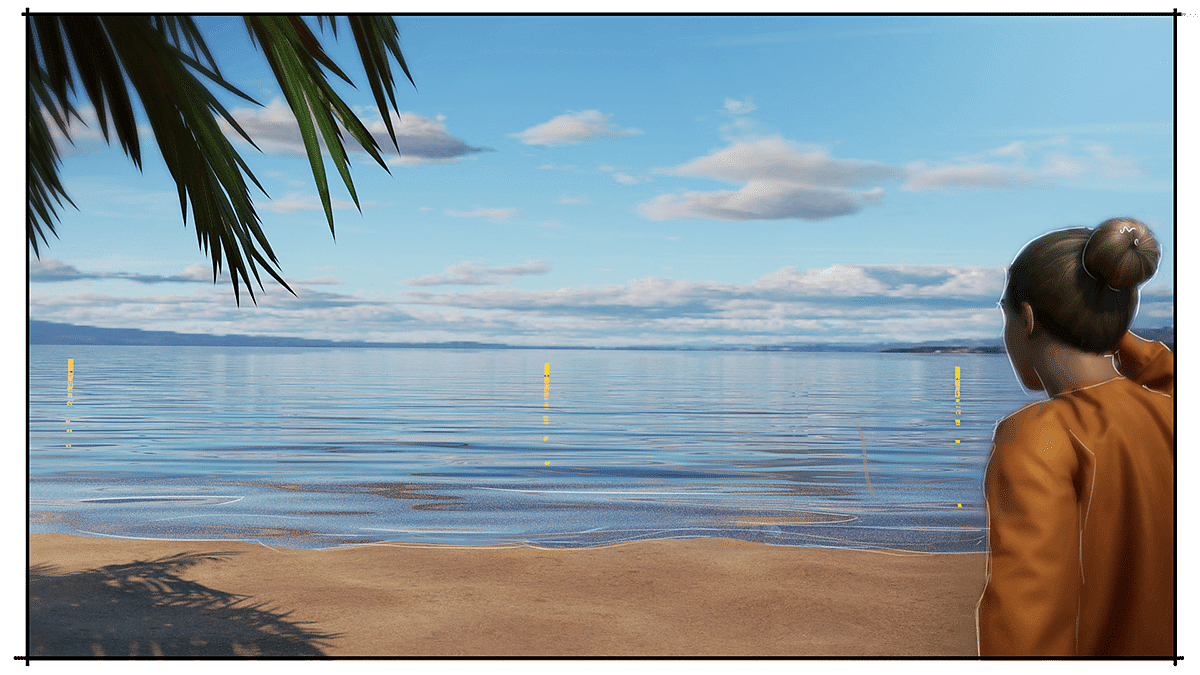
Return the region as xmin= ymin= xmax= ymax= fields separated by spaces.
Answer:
xmin=27 ymin=320 xmax=1173 ymax=353
xmin=879 ymin=346 xmax=1005 ymax=354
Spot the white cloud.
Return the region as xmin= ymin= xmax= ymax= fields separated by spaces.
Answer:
xmin=1041 ymin=153 xmax=1090 ymax=178
xmin=32 ymin=262 xmax=1171 ymax=347
xmin=667 ymin=138 xmax=899 ymax=187
xmin=403 ymin=259 xmax=551 ymax=286
xmin=640 ymin=182 xmax=881 ymax=221
xmin=903 ymin=139 xmax=1141 ymax=191
xmin=557 ymin=196 xmax=590 ymax=204
xmin=41 ymin=105 xmax=106 ymax=153
xmin=223 ymin=99 xmax=486 ymax=164
xmin=177 ymin=264 xmax=215 ymax=282
xmin=613 ymin=172 xmax=650 ymax=185
xmin=902 ymin=161 xmax=1036 ymax=191
xmin=390 ymin=263 xmax=1019 ymax=345
xmin=262 ymin=192 xmax=381 ymax=214
xmin=29 ymin=259 xmax=343 ymax=290
xmin=402 ymin=263 xmax=1007 ymax=312
xmin=29 ymin=258 xmax=230 ymax=285
xmin=511 ymin=110 xmax=642 ymax=147
xmin=751 ymin=264 xmax=1006 ymax=299
xmin=640 ymin=137 xmax=899 ymax=221
xmin=444 ymin=207 xmax=519 ymax=220
xmin=645 ymin=134 xmax=1146 ymax=215
xmin=989 ymin=140 xmax=1027 ymax=158
xmin=723 ymin=97 xmax=757 ymax=115
xmin=1084 ymin=144 xmax=1141 ymax=178
xmin=29 ymin=258 xmax=87 ymax=282
xmin=491 ymin=260 xmax=552 ymax=276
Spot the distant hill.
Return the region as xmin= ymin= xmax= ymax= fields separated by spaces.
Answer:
xmin=1134 ymin=326 xmax=1175 ymax=350
xmin=27 ymin=320 xmax=507 ymax=349
xmin=880 ymin=346 xmax=1005 ymax=354
xmin=879 ymin=327 xmax=1172 ymax=354
xmin=27 ymin=320 xmax=1173 ymax=353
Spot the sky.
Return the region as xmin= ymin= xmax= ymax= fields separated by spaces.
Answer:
xmin=25 ymin=12 xmax=1182 ymax=347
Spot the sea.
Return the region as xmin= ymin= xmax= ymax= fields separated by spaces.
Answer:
xmin=28 ymin=345 xmax=1042 ymax=552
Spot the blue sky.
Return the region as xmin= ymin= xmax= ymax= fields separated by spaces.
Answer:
xmin=27 ymin=13 xmax=1180 ymax=347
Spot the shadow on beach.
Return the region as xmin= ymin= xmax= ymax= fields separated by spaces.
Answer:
xmin=28 ymin=551 xmax=338 ymax=657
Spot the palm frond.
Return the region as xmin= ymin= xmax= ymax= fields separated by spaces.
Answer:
xmin=347 ymin=15 xmax=416 ymax=151
xmin=244 ymin=15 xmax=410 ymax=238
xmin=26 ymin=14 xmax=414 ymax=305
xmin=59 ymin=16 xmax=143 ymax=166
xmin=27 ymin=17 xmax=79 ymax=256
xmin=98 ymin=16 xmax=288 ymax=305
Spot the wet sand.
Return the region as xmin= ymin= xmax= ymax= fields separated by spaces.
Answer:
xmin=28 ymin=533 xmax=986 ymax=657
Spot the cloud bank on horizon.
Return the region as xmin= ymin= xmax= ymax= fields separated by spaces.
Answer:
xmin=30 ymin=256 xmax=1174 ymax=347
xmin=28 ymin=15 xmax=1176 ymax=347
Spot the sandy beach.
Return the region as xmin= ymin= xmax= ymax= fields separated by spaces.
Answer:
xmin=28 ymin=533 xmax=985 ymax=658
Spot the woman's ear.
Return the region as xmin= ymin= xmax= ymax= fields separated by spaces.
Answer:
xmin=1020 ymin=302 xmax=1038 ymax=338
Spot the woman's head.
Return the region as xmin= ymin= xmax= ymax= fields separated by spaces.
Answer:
xmin=1001 ymin=218 xmax=1160 ymax=355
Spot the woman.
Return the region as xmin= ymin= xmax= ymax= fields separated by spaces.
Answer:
xmin=977 ymin=218 xmax=1174 ymax=657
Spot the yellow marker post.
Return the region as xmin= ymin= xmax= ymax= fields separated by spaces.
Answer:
xmin=66 ymin=359 xmax=74 ymax=447
xmin=543 ymin=363 xmax=550 ymax=441
xmin=954 ymin=366 xmax=961 ymax=444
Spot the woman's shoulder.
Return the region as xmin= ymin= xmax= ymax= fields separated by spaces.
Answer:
xmin=992 ymin=377 xmax=1169 ymax=462
xmin=990 ymin=401 xmax=1080 ymax=472
xmin=992 ymin=398 xmax=1081 ymax=457
xmin=996 ymin=397 xmax=1064 ymax=430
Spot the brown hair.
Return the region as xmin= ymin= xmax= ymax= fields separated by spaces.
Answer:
xmin=1002 ymin=218 xmax=1160 ymax=354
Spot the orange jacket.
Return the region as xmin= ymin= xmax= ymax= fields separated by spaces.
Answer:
xmin=977 ymin=331 xmax=1174 ymax=656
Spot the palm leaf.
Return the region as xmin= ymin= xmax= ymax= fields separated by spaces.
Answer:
xmin=26 ymin=14 xmax=414 ymax=304
xmin=347 ymin=16 xmax=415 ymax=150
xmin=27 ymin=17 xmax=80 ymax=256
xmin=58 ymin=16 xmax=142 ymax=166
xmin=100 ymin=16 xmax=289 ymax=305
xmin=244 ymin=16 xmax=409 ymax=238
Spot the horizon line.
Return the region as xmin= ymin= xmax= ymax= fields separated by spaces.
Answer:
xmin=28 ymin=319 xmax=1174 ymax=352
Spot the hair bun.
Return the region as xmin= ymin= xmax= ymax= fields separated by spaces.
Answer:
xmin=1082 ymin=217 xmax=1161 ymax=290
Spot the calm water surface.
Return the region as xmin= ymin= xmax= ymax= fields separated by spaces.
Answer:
xmin=29 ymin=345 xmax=1040 ymax=551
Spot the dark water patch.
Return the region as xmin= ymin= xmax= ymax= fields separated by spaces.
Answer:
xmin=410 ymin=502 xmax=469 ymax=511
xmin=221 ymin=481 xmax=463 ymax=503
xmin=78 ymin=496 xmax=242 ymax=506
xmin=33 ymin=472 xmax=213 ymax=484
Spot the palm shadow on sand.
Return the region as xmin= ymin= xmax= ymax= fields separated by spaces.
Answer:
xmin=29 ymin=551 xmax=339 ymax=657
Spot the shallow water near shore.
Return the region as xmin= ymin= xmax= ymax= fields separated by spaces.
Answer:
xmin=29 ymin=345 xmax=1039 ymax=551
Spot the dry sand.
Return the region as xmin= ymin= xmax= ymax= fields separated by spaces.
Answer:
xmin=28 ymin=533 xmax=985 ymax=658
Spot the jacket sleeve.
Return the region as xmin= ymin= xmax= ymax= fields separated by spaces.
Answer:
xmin=1115 ymin=331 xmax=1174 ymax=397
xmin=977 ymin=409 xmax=1082 ymax=656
